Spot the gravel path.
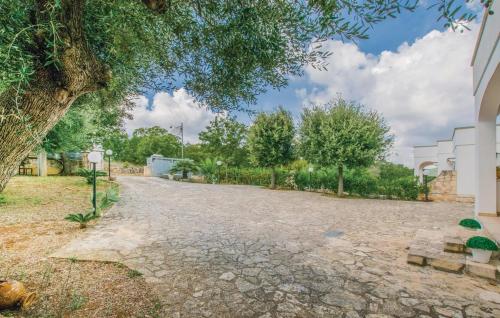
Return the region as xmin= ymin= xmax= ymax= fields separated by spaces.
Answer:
xmin=53 ymin=176 xmax=500 ymax=317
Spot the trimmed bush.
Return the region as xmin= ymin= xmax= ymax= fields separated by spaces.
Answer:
xmin=466 ymin=236 xmax=498 ymax=251
xmin=459 ymin=218 xmax=482 ymax=230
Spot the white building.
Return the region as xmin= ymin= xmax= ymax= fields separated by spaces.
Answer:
xmin=472 ymin=2 xmax=500 ymax=219
xmin=414 ymin=126 xmax=500 ymax=201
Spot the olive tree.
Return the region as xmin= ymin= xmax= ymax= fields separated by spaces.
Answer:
xmin=0 ymin=0 xmax=483 ymax=191
xmin=299 ymin=97 xmax=393 ymax=197
xmin=248 ymin=107 xmax=295 ymax=189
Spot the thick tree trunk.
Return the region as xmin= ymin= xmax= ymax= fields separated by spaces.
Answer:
xmin=337 ymin=165 xmax=344 ymax=197
xmin=270 ymin=166 xmax=276 ymax=189
xmin=0 ymin=0 xmax=108 ymax=192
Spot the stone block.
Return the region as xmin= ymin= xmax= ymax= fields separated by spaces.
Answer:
xmin=428 ymin=258 xmax=464 ymax=273
xmin=443 ymin=236 xmax=465 ymax=253
xmin=465 ymin=259 xmax=497 ymax=280
xmin=407 ymin=254 xmax=426 ymax=266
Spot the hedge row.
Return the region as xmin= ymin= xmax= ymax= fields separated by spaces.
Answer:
xmin=212 ymin=166 xmax=420 ymax=200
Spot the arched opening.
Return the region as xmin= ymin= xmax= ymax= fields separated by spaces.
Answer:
xmin=417 ymin=161 xmax=437 ymax=184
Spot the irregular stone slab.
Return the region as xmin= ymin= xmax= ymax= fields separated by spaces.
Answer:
xmin=219 ymin=272 xmax=236 ymax=281
xmin=320 ymin=290 xmax=366 ymax=311
xmin=479 ymin=291 xmax=500 ymax=304
xmin=235 ymin=278 xmax=259 ymax=293
xmin=434 ymin=306 xmax=463 ymax=318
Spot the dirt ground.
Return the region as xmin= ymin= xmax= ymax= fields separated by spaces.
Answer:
xmin=0 ymin=176 xmax=163 ymax=317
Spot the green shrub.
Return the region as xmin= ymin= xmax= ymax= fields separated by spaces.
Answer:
xmin=0 ymin=194 xmax=6 ymax=205
xmin=459 ymin=218 xmax=482 ymax=230
xmin=169 ymin=160 xmax=198 ymax=178
xmin=99 ymin=187 xmax=119 ymax=210
xmin=466 ymin=236 xmax=498 ymax=251
xmin=77 ymin=168 xmax=107 ymax=184
xmin=65 ymin=212 xmax=97 ymax=229
xmin=378 ymin=176 xmax=420 ymax=200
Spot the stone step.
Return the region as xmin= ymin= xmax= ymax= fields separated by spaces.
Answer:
xmin=407 ymin=229 xmax=500 ymax=281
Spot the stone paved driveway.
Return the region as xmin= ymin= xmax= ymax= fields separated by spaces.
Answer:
xmin=53 ymin=177 xmax=500 ymax=317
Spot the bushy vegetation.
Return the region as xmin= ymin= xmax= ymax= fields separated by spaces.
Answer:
xmin=206 ymin=161 xmax=419 ymax=200
xmin=466 ymin=236 xmax=498 ymax=251
xmin=459 ymin=218 xmax=482 ymax=230
xmin=64 ymin=212 xmax=97 ymax=229
xmin=77 ymin=168 xmax=107 ymax=184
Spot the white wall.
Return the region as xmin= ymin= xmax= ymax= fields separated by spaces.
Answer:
xmin=453 ymin=127 xmax=476 ymax=196
xmin=436 ymin=140 xmax=454 ymax=174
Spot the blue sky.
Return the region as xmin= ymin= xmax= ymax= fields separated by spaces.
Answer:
xmin=126 ymin=4 xmax=483 ymax=167
xmin=250 ymin=6 xmax=451 ymax=116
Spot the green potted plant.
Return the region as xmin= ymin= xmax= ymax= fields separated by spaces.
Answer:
xmin=466 ymin=236 xmax=498 ymax=263
xmin=459 ymin=218 xmax=482 ymax=230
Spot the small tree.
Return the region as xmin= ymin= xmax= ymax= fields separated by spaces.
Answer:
xmin=248 ymin=107 xmax=295 ymax=189
xmin=199 ymin=116 xmax=248 ymax=167
xmin=299 ymin=97 xmax=392 ymax=197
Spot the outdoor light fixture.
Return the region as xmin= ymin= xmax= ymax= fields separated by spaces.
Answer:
xmin=308 ymin=166 xmax=314 ymax=190
xmin=105 ymin=149 xmax=113 ymax=180
xmin=216 ymin=160 xmax=222 ymax=184
xmin=88 ymin=151 xmax=100 ymax=216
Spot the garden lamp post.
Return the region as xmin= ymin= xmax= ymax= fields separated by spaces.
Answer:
xmin=308 ymin=166 xmax=314 ymax=190
xmin=216 ymin=160 xmax=222 ymax=184
xmin=105 ymin=149 xmax=113 ymax=180
xmin=88 ymin=151 xmax=101 ymax=216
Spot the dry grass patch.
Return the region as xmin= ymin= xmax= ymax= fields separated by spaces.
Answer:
xmin=0 ymin=176 xmax=165 ymax=317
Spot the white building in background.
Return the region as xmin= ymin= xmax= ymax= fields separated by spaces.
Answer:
xmin=415 ymin=3 xmax=499 ymax=234
xmin=471 ymin=1 xmax=500 ymax=218
xmin=414 ymin=126 xmax=500 ymax=201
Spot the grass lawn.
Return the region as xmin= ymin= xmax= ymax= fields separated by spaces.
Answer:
xmin=0 ymin=176 xmax=163 ymax=317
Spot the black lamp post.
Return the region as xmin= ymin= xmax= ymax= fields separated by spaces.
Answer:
xmin=88 ymin=151 xmax=100 ymax=216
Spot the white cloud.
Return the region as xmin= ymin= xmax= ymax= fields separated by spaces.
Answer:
xmin=125 ymin=89 xmax=216 ymax=143
xmin=301 ymin=24 xmax=479 ymax=166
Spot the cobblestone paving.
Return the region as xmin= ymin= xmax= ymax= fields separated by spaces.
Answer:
xmin=53 ymin=177 xmax=500 ymax=317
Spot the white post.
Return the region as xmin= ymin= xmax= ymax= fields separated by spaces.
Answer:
xmin=474 ymin=119 xmax=497 ymax=216
xmin=37 ymin=150 xmax=48 ymax=177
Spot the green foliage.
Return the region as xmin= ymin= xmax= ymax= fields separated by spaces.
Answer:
xmin=184 ymin=144 xmax=209 ymax=163
xmin=127 ymin=269 xmax=143 ymax=278
xmin=300 ymin=97 xmax=393 ymax=170
xmin=248 ymin=107 xmax=295 ymax=168
xmin=198 ymin=158 xmax=218 ymax=183
xmin=99 ymin=187 xmax=119 ymax=210
xmin=299 ymin=96 xmax=392 ymax=195
xmin=64 ymin=212 xmax=97 ymax=229
xmin=378 ymin=161 xmax=414 ymax=179
xmin=0 ymin=194 xmax=6 ymax=205
xmin=77 ymin=168 xmax=107 ymax=184
xmin=459 ymin=218 xmax=482 ymax=230
xmin=68 ymin=292 xmax=87 ymax=311
xmin=169 ymin=160 xmax=198 ymax=178
xmin=117 ymin=126 xmax=181 ymax=165
xmin=199 ymin=117 xmax=248 ymax=167
xmin=466 ymin=236 xmax=498 ymax=251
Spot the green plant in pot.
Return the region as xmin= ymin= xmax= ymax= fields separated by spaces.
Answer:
xmin=459 ymin=218 xmax=482 ymax=230
xmin=466 ymin=236 xmax=498 ymax=263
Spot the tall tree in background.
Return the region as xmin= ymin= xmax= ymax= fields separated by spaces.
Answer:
xmin=121 ymin=126 xmax=181 ymax=164
xmin=199 ymin=116 xmax=248 ymax=167
xmin=248 ymin=107 xmax=295 ymax=189
xmin=299 ymin=97 xmax=392 ymax=197
xmin=0 ymin=0 xmax=482 ymax=191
